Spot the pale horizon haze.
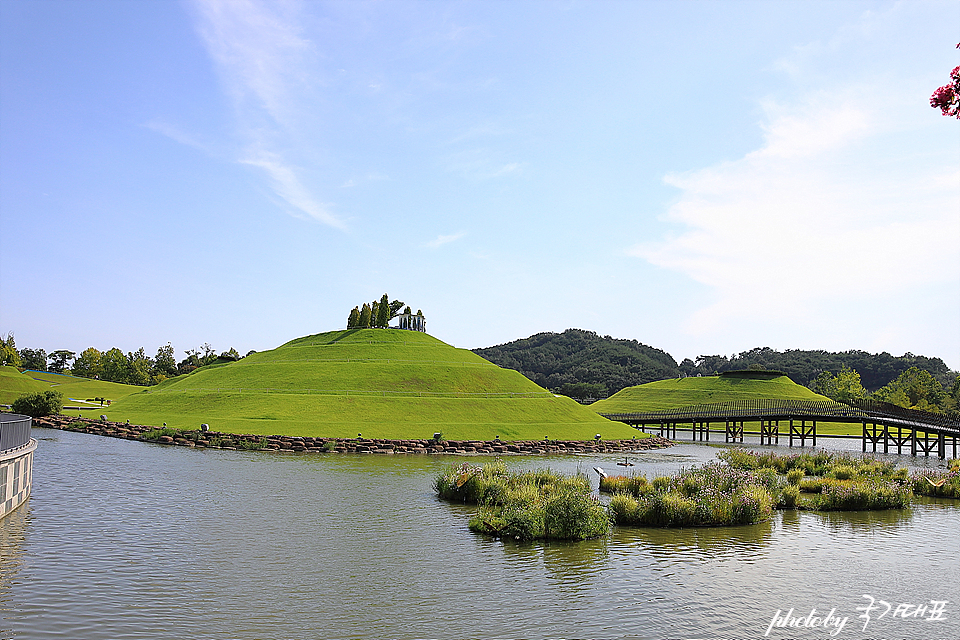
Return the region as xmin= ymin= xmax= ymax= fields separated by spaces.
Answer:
xmin=1 ymin=0 xmax=958 ymax=371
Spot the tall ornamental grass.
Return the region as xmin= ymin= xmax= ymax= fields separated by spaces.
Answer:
xmin=719 ymin=448 xmax=907 ymax=482
xmin=606 ymin=463 xmax=776 ymax=527
xmin=435 ymin=461 xmax=609 ymax=541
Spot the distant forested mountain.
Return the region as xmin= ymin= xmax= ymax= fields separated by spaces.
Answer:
xmin=473 ymin=329 xmax=679 ymax=397
xmin=677 ymin=348 xmax=956 ymax=392
xmin=474 ymin=331 xmax=957 ymax=398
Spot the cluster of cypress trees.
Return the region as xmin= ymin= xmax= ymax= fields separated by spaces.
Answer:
xmin=346 ymin=294 xmax=420 ymax=329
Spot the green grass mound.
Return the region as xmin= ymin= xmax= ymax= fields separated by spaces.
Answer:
xmin=435 ymin=461 xmax=610 ymax=541
xmin=590 ymin=375 xmax=867 ymax=435
xmin=592 ymin=374 xmax=828 ymax=414
xmin=0 ymin=366 xmax=48 ymax=404
xmin=101 ymin=329 xmax=635 ymax=440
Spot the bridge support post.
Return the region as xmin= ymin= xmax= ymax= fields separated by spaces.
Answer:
xmin=790 ymin=419 xmax=816 ymax=448
xmin=725 ymin=420 xmax=744 ymax=444
xmin=760 ymin=419 xmax=779 ymax=445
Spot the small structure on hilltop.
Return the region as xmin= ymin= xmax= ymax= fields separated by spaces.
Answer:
xmin=346 ymin=296 xmax=426 ymax=332
xmin=395 ymin=307 xmax=426 ymax=333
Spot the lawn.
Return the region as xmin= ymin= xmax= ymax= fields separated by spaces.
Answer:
xmin=97 ymin=328 xmax=640 ymax=440
xmin=591 ymin=374 xmax=865 ymax=435
xmin=1 ymin=366 xmax=142 ymax=407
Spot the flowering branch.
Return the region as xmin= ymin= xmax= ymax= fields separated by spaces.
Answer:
xmin=929 ymin=44 xmax=960 ymax=119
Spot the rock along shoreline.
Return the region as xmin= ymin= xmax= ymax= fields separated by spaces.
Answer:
xmin=34 ymin=415 xmax=674 ymax=455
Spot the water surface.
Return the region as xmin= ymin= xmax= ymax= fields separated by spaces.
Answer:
xmin=1 ymin=429 xmax=957 ymax=639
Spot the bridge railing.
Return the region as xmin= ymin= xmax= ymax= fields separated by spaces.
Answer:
xmin=600 ymin=398 xmax=865 ymax=423
xmin=600 ymin=398 xmax=960 ymax=435
xmin=845 ymin=398 xmax=960 ymax=432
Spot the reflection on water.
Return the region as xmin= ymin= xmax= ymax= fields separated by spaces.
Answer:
xmin=1 ymin=428 xmax=958 ymax=640
xmin=619 ymin=518 xmax=776 ymax=564
xmin=0 ymin=504 xmax=28 ymax=639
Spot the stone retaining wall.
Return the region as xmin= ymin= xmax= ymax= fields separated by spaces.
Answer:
xmin=34 ymin=415 xmax=673 ymax=455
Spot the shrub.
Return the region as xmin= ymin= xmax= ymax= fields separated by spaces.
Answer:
xmin=787 ymin=469 xmax=804 ymax=485
xmin=651 ymin=475 xmax=671 ymax=491
xmin=811 ymin=479 xmax=910 ymax=511
xmin=732 ymin=486 xmax=774 ymax=524
xmin=831 ymin=465 xmax=856 ymax=480
xmin=608 ymin=493 xmax=640 ymax=525
xmin=441 ymin=462 xmax=607 ymax=541
xmin=780 ymin=485 xmax=801 ymax=508
xmin=141 ymin=427 xmax=178 ymax=441
xmin=544 ymin=490 xmax=610 ymax=540
xmin=11 ymin=390 xmax=63 ymax=418
xmin=599 ymin=474 xmax=648 ymax=497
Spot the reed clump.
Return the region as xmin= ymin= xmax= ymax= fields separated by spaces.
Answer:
xmin=912 ymin=467 xmax=960 ymax=498
xmin=435 ymin=461 xmax=609 ymax=541
xmin=604 ymin=462 xmax=778 ymax=527
xmin=604 ymin=449 xmax=920 ymax=526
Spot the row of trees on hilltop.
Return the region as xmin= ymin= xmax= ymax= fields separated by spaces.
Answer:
xmin=0 ymin=333 xmax=243 ymax=386
xmin=346 ymin=294 xmax=422 ymax=329
xmin=677 ymin=347 xmax=956 ymax=392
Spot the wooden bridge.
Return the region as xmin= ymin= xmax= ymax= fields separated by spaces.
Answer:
xmin=600 ymin=398 xmax=960 ymax=459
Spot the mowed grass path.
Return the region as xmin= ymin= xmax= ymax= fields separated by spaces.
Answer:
xmin=591 ymin=375 xmax=862 ymax=435
xmin=103 ymin=329 xmax=638 ymax=441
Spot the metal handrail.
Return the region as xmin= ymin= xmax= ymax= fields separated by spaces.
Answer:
xmin=0 ymin=413 xmax=32 ymax=453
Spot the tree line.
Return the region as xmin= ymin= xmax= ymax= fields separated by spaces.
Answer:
xmin=473 ymin=329 xmax=680 ymax=399
xmin=0 ymin=333 xmax=244 ymax=386
xmin=812 ymin=364 xmax=960 ymax=418
xmin=677 ymin=347 xmax=956 ymax=392
xmin=346 ymin=294 xmax=422 ymax=329
xmin=473 ymin=330 xmax=960 ymax=414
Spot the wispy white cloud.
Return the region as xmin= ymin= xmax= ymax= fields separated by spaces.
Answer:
xmin=241 ymin=150 xmax=345 ymax=229
xmin=424 ymin=231 xmax=467 ymax=248
xmin=143 ymin=118 xmax=209 ymax=152
xmin=191 ymin=0 xmax=346 ymax=229
xmin=633 ymin=91 xmax=959 ymax=337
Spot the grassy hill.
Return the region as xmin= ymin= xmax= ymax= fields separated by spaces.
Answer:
xmin=0 ymin=366 xmax=144 ymax=407
xmin=100 ymin=329 xmax=640 ymax=440
xmin=591 ymin=374 xmax=829 ymax=414
xmin=0 ymin=366 xmax=48 ymax=404
xmin=590 ymin=373 xmax=864 ymax=435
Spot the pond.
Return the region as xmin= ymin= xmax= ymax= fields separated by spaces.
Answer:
xmin=1 ymin=428 xmax=957 ymax=639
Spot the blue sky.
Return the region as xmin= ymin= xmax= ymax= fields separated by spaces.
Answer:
xmin=1 ymin=0 xmax=958 ymax=370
